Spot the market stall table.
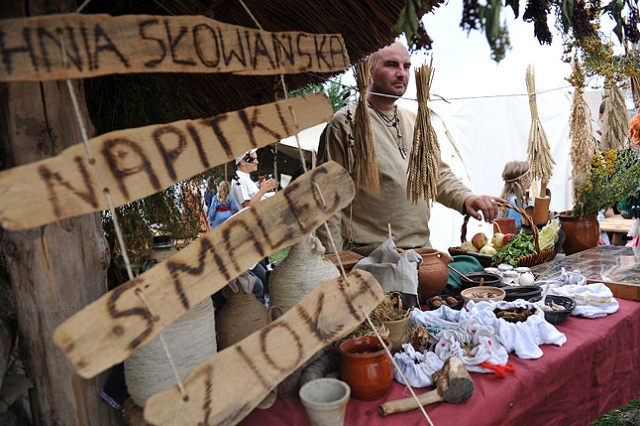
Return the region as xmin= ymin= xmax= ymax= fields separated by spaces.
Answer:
xmin=599 ymin=214 xmax=634 ymax=245
xmin=531 ymin=245 xmax=640 ymax=301
xmin=239 ymin=248 xmax=640 ymax=426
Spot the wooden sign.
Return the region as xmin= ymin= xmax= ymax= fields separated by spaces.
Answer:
xmin=0 ymin=13 xmax=350 ymax=82
xmin=144 ymin=270 xmax=383 ymax=426
xmin=53 ymin=161 xmax=355 ymax=379
xmin=0 ymin=93 xmax=333 ymax=230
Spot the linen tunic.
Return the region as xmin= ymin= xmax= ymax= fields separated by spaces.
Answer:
xmin=317 ymin=104 xmax=474 ymax=252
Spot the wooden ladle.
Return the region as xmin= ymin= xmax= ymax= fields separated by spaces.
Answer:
xmin=447 ymin=265 xmax=475 ymax=285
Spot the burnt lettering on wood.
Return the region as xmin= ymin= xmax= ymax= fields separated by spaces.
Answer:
xmin=37 ymin=156 xmax=98 ymax=218
xmin=106 ymin=280 xmax=155 ymax=352
xmin=0 ymin=14 xmax=349 ymax=81
xmin=102 ymin=137 xmax=161 ymax=199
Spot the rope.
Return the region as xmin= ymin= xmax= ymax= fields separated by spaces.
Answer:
xmin=360 ymin=306 xmax=434 ymax=426
xmin=59 ymin=27 xmax=190 ymax=401
xmin=125 ymin=298 xmax=217 ymax=405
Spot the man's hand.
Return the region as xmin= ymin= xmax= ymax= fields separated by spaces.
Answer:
xmin=464 ymin=195 xmax=508 ymax=222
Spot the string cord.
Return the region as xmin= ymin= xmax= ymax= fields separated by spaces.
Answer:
xmin=360 ymin=306 xmax=434 ymax=425
xmin=59 ymin=11 xmax=188 ymax=399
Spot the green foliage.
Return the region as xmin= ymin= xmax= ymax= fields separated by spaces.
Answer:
xmin=591 ymin=398 xmax=640 ymax=425
xmin=491 ymin=232 xmax=537 ymax=266
xmin=288 ymin=78 xmax=354 ymax=113
xmin=573 ymin=148 xmax=640 ymax=217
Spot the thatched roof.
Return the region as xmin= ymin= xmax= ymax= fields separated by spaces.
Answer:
xmin=82 ymin=0 xmax=442 ymax=131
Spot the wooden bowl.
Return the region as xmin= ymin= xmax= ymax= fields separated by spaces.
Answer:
xmin=460 ymin=286 xmax=506 ymax=303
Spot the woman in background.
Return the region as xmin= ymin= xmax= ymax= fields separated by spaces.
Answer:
xmin=208 ymin=181 xmax=238 ymax=230
xmin=499 ymin=161 xmax=532 ymax=228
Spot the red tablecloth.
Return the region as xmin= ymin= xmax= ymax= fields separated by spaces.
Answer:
xmin=239 ymin=299 xmax=640 ymax=426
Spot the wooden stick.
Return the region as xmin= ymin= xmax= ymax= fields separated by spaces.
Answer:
xmin=0 ymin=14 xmax=349 ymax=82
xmin=379 ymin=356 xmax=474 ymax=417
xmin=53 ymin=161 xmax=355 ymax=378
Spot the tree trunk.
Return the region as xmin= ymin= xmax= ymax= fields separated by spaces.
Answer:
xmin=0 ymin=1 xmax=120 ymax=425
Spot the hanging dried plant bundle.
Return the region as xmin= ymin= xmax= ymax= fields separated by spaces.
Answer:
xmin=631 ymin=75 xmax=640 ymax=109
xmin=525 ymin=65 xmax=555 ymax=188
xmin=352 ymin=57 xmax=379 ymax=194
xmin=568 ymin=61 xmax=595 ymax=181
xmin=601 ymin=81 xmax=630 ymax=151
xmin=407 ymin=58 xmax=440 ymax=204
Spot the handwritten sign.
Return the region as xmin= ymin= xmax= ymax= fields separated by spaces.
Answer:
xmin=52 ymin=161 xmax=355 ymax=379
xmin=0 ymin=93 xmax=333 ymax=230
xmin=144 ymin=270 xmax=383 ymax=426
xmin=0 ymin=13 xmax=350 ymax=82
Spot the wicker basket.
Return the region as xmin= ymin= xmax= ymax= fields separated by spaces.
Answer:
xmin=448 ymin=202 xmax=556 ymax=268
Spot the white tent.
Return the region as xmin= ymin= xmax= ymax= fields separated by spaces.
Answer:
xmin=281 ymin=88 xmax=606 ymax=250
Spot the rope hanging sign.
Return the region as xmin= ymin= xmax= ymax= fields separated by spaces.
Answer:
xmin=53 ymin=161 xmax=355 ymax=379
xmin=144 ymin=270 xmax=383 ymax=426
xmin=0 ymin=93 xmax=333 ymax=230
xmin=0 ymin=13 xmax=350 ymax=82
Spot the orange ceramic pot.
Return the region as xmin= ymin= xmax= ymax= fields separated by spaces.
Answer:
xmin=413 ymin=248 xmax=453 ymax=303
xmin=339 ymin=336 xmax=393 ymax=400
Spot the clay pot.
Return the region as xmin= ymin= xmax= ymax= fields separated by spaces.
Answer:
xmin=413 ymin=248 xmax=453 ymax=303
xmin=339 ymin=336 xmax=393 ymax=400
xmin=299 ymin=378 xmax=350 ymax=426
xmin=558 ymin=212 xmax=600 ymax=255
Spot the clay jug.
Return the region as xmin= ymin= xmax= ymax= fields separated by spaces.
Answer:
xmin=269 ymin=235 xmax=340 ymax=314
xmin=216 ymin=273 xmax=277 ymax=350
xmin=339 ymin=336 xmax=393 ymax=400
xmin=558 ymin=212 xmax=600 ymax=255
xmin=413 ymin=248 xmax=453 ymax=303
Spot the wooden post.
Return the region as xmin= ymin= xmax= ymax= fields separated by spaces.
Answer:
xmin=0 ymin=2 xmax=120 ymax=425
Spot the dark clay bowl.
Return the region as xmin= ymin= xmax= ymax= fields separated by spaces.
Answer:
xmin=460 ymin=272 xmax=502 ymax=290
xmin=426 ymin=295 xmax=464 ymax=311
xmin=504 ymin=286 xmax=543 ymax=302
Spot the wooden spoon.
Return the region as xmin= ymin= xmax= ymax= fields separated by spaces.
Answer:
xmin=447 ymin=264 xmax=468 ymax=279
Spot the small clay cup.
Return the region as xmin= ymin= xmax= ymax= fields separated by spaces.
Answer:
xmin=339 ymin=336 xmax=393 ymax=400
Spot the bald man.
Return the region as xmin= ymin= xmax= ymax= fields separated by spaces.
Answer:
xmin=317 ymin=42 xmax=504 ymax=254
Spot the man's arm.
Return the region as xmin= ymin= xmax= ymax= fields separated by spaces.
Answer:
xmin=435 ymin=160 xmax=503 ymax=222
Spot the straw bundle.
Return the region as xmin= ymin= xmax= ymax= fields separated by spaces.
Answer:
xmin=601 ymin=81 xmax=630 ymax=151
xmin=353 ymin=57 xmax=380 ymax=194
xmin=631 ymin=74 xmax=640 ymax=109
xmin=568 ymin=62 xmax=595 ymax=181
xmin=407 ymin=58 xmax=440 ymax=204
xmin=525 ymin=65 xmax=555 ymax=187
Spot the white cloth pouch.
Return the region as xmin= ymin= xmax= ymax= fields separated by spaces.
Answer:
xmin=393 ymin=344 xmax=444 ymax=388
xmin=352 ymin=238 xmax=421 ymax=295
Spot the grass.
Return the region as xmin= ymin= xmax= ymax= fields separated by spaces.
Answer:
xmin=592 ymin=398 xmax=640 ymax=425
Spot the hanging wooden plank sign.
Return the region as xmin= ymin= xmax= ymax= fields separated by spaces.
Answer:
xmin=53 ymin=161 xmax=355 ymax=379
xmin=144 ymin=271 xmax=384 ymax=426
xmin=144 ymin=270 xmax=383 ymax=426
xmin=0 ymin=92 xmax=332 ymax=230
xmin=0 ymin=13 xmax=350 ymax=82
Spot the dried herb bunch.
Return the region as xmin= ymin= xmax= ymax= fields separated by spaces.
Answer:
xmin=573 ymin=148 xmax=640 ymax=217
xmin=568 ymin=60 xmax=596 ymax=181
xmin=407 ymin=59 xmax=440 ymax=204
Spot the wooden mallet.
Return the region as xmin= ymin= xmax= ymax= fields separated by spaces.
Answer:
xmin=378 ymin=356 xmax=474 ymax=417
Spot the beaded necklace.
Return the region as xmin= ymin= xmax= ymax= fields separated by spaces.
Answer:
xmin=368 ymin=103 xmax=408 ymax=159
